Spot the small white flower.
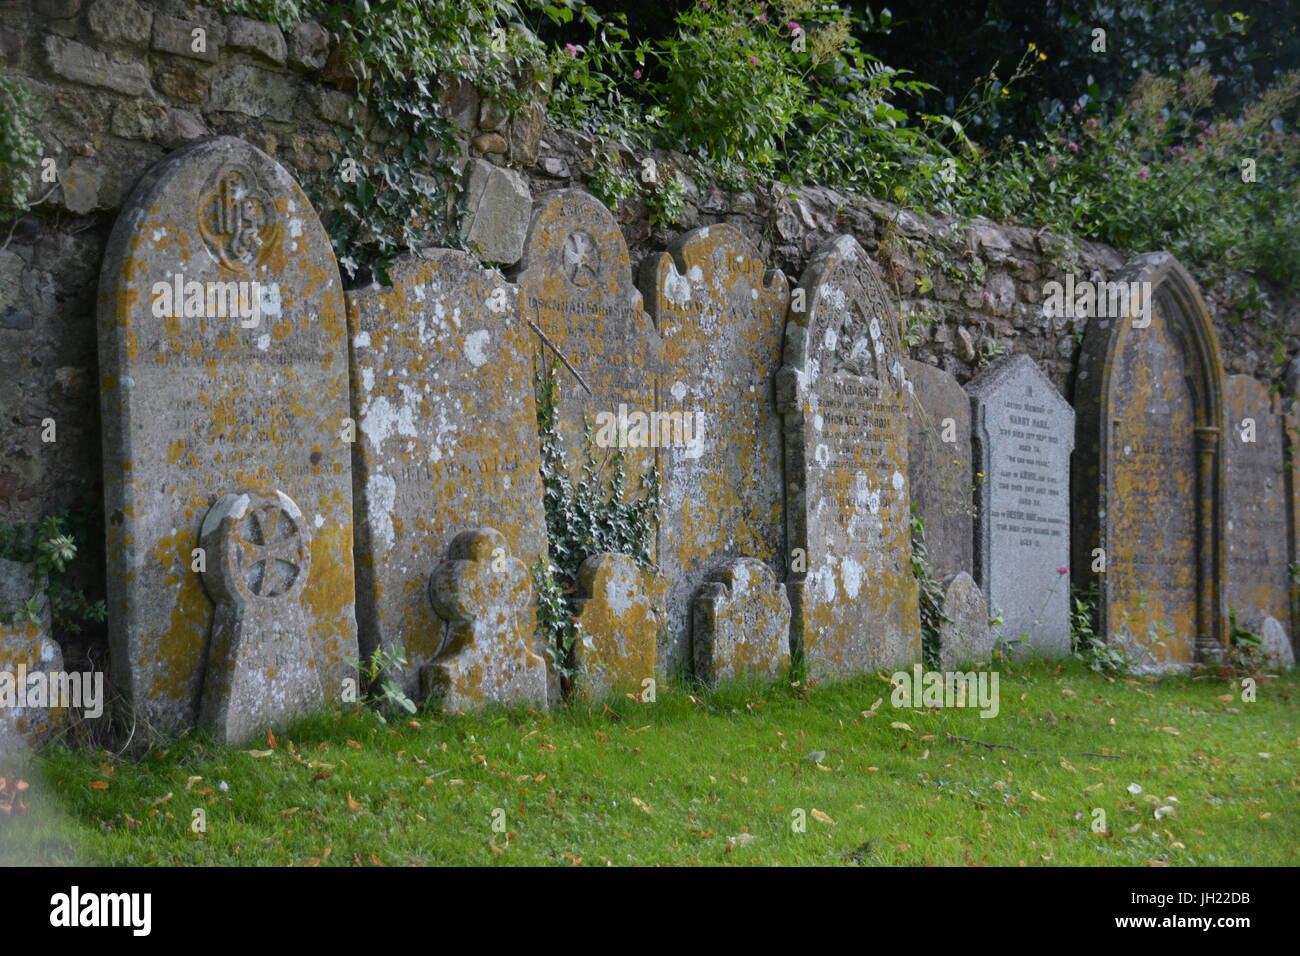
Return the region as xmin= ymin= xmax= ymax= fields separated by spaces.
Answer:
xmin=1126 ymin=783 xmax=1142 ymax=795
xmin=218 ymin=780 xmax=229 ymax=793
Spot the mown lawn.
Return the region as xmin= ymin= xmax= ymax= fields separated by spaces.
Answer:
xmin=3 ymin=659 xmax=1297 ymax=866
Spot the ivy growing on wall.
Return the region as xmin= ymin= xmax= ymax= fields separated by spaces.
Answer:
xmin=909 ymin=510 xmax=949 ymax=670
xmin=0 ymin=78 xmax=43 ymax=219
xmin=532 ymin=360 xmax=658 ymax=681
xmin=0 ymin=511 xmax=107 ymax=633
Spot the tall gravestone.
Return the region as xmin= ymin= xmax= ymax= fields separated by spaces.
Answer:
xmin=1289 ymin=401 xmax=1300 ymax=651
xmin=1222 ymin=375 xmax=1290 ymax=637
xmin=348 ymin=250 xmax=549 ymax=700
xmin=902 ymin=358 xmax=974 ymax=582
xmin=513 ymin=190 xmax=664 ymax=679
xmin=968 ymin=354 xmax=1074 ymax=658
xmin=641 ymin=224 xmax=788 ymax=675
xmin=1073 ymin=252 xmax=1226 ymax=669
xmin=98 ymin=137 xmax=357 ymax=731
xmin=776 ymin=235 xmax=920 ymax=678
xmin=512 ymin=189 xmax=663 ymax=498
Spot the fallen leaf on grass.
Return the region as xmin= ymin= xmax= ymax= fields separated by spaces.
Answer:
xmin=890 ymin=721 xmax=912 ymax=732
xmin=632 ymin=797 xmax=653 ymax=815
xmin=89 ymin=780 xmax=110 ymax=791
xmin=346 ymin=793 xmax=363 ymax=812
xmin=811 ymin=809 xmax=836 ymax=825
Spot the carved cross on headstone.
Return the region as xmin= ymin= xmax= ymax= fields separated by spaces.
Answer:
xmin=424 ymin=527 xmax=547 ymax=712
xmin=198 ymin=488 xmax=320 ymax=744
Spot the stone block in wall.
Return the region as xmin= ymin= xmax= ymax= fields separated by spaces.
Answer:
xmin=88 ymin=0 xmax=151 ymax=47
xmin=151 ymin=12 xmax=223 ymax=63
xmin=225 ymin=16 xmax=287 ymax=66
xmin=209 ymin=64 xmax=297 ymax=120
xmin=44 ymin=35 xmax=151 ymax=96
xmin=458 ymin=158 xmax=531 ymax=265
xmin=288 ymin=21 xmax=329 ymax=71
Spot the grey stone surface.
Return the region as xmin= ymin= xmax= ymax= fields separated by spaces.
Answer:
xmin=776 ymin=234 xmax=920 ymax=678
xmin=692 ymin=558 xmax=791 ymax=684
xmin=87 ymin=0 xmax=152 ymax=46
xmin=1223 ymin=374 xmax=1290 ymax=634
xmin=196 ymin=488 xmax=320 ymax=745
xmin=968 ymin=353 xmax=1073 ymax=658
xmin=97 ymin=136 xmax=357 ymax=732
xmin=903 ymin=357 xmax=974 ymax=581
xmin=1259 ymin=615 xmax=1295 ymax=670
xmin=423 ymin=527 xmax=548 ymax=711
xmin=936 ymin=571 xmax=993 ymax=669
xmin=209 ymin=64 xmax=297 ymax=120
xmin=642 ymin=223 xmax=788 ymax=675
xmin=287 ymin=20 xmax=329 ymax=71
xmin=458 ymin=159 xmax=531 ymax=265
xmin=225 ymin=15 xmax=287 ymax=66
xmin=347 ymin=249 xmax=548 ymax=697
xmin=151 ymin=13 xmax=222 ymax=62
xmin=44 ymin=35 xmax=151 ymax=96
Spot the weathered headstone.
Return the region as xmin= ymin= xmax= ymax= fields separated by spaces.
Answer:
xmin=1259 ymin=615 xmax=1295 ymax=670
xmin=692 ymin=558 xmax=791 ymax=684
xmin=97 ymin=137 xmax=357 ymax=731
xmin=347 ymin=250 xmax=548 ymax=697
xmin=936 ymin=571 xmax=993 ymax=670
xmin=0 ymin=559 xmax=64 ymax=759
xmin=1286 ymin=401 xmax=1300 ymax=651
xmin=776 ymin=235 xmax=920 ymax=678
xmin=968 ymin=353 xmax=1074 ymax=658
xmin=197 ymin=488 xmax=323 ymax=744
xmin=1223 ymin=375 xmax=1290 ymax=637
xmin=902 ymin=358 xmax=974 ymax=582
xmin=572 ymin=553 xmax=665 ymax=699
xmin=424 ymin=527 xmax=548 ymax=710
xmin=1073 ymin=252 xmax=1227 ymax=669
xmin=512 ymin=189 xmax=663 ymax=494
xmin=642 ymin=223 xmax=788 ymax=675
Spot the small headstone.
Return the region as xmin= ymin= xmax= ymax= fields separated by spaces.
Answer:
xmin=197 ymin=488 xmax=323 ymax=744
xmin=935 ymin=572 xmax=993 ymax=670
xmin=97 ymin=137 xmax=357 ymax=731
xmin=776 ymin=235 xmax=920 ymax=678
xmin=0 ymin=559 xmax=65 ymax=760
xmin=1259 ymin=615 xmax=1295 ymax=670
xmin=968 ymin=353 xmax=1074 ymax=658
xmin=512 ymin=189 xmax=663 ymax=499
xmin=902 ymin=358 xmax=974 ymax=581
xmin=572 ymin=553 xmax=665 ymax=699
xmin=348 ymin=250 xmax=548 ymax=697
xmin=692 ymin=558 xmax=791 ymax=684
xmin=642 ymin=223 xmax=788 ymax=675
xmin=1073 ymin=253 xmax=1227 ymax=669
xmin=1223 ymin=375 xmax=1290 ymax=634
xmin=424 ymin=528 xmax=548 ymax=710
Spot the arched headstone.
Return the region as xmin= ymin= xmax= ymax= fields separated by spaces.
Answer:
xmin=1073 ymin=252 xmax=1226 ymax=669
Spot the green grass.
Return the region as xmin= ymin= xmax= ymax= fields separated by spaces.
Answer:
xmin=3 ymin=659 xmax=1297 ymax=866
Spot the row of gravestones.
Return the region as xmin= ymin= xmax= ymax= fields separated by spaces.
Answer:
xmin=3 ymin=136 xmax=1296 ymax=753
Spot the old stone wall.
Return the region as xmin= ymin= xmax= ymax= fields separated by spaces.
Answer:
xmin=1 ymin=0 xmax=1296 ymax=658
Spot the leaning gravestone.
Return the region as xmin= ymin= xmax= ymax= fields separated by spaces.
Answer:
xmin=1259 ymin=616 xmax=1295 ymax=670
xmin=692 ymin=558 xmax=791 ymax=684
xmin=572 ymin=553 xmax=666 ymax=699
xmin=776 ymin=235 xmax=920 ymax=678
xmin=97 ymin=137 xmax=357 ymax=731
xmin=425 ymin=527 xmax=548 ymax=711
xmin=1073 ymin=253 xmax=1227 ymax=670
xmin=641 ymin=224 xmax=788 ymax=675
xmin=0 ymin=558 xmax=64 ymax=759
xmin=935 ymin=571 xmax=993 ymax=670
xmin=347 ymin=250 xmax=549 ymax=699
xmin=1223 ymin=375 xmax=1291 ymax=636
xmin=512 ymin=189 xmax=663 ymax=500
xmin=968 ymin=353 xmax=1074 ymax=658
xmin=902 ymin=358 xmax=974 ymax=582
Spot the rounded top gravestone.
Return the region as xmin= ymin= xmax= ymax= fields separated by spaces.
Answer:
xmin=98 ymin=136 xmax=357 ymax=731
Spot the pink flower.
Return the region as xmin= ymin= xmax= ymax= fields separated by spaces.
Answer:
xmin=1068 ymin=141 xmax=1079 ymax=152
xmin=757 ymin=13 xmax=767 ymax=22
xmin=633 ymin=69 xmax=642 ymax=79
xmin=1138 ymin=168 xmax=1149 ymax=180
xmin=1171 ymin=145 xmax=1184 ymax=156
xmin=1085 ymin=118 xmax=1099 ymax=129
xmin=1056 ymin=567 xmax=1068 ymax=575
xmin=1072 ymin=102 xmax=1082 ymax=113
xmin=1182 ymin=154 xmax=1194 ymax=163
xmin=749 ymin=55 xmax=759 ymax=65
xmin=788 ymin=21 xmax=801 ymax=35
xmin=564 ymin=43 xmax=578 ymax=57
